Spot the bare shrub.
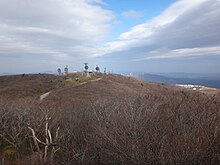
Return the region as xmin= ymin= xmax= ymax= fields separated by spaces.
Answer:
xmin=0 ymin=88 xmax=220 ymax=164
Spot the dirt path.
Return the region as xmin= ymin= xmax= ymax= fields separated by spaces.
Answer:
xmin=40 ymin=91 xmax=51 ymax=101
xmin=90 ymin=77 xmax=102 ymax=82
xmin=39 ymin=77 xmax=103 ymax=101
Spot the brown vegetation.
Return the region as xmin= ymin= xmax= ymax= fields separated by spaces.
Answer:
xmin=0 ymin=73 xmax=220 ymax=164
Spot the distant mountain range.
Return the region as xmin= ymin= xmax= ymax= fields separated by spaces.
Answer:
xmin=0 ymin=71 xmax=57 ymax=76
xmin=0 ymin=72 xmax=17 ymax=76
xmin=135 ymin=73 xmax=220 ymax=89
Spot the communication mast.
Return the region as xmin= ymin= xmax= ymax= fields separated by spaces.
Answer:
xmin=84 ymin=63 xmax=90 ymax=77
xmin=84 ymin=63 xmax=89 ymax=73
xmin=95 ymin=65 xmax=100 ymax=73
xmin=57 ymin=68 xmax=61 ymax=75
xmin=64 ymin=65 xmax=68 ymax=75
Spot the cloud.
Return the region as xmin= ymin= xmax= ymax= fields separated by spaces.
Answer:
xmin=1 ymin=0 xmax=220 ymax=73
xmin=0 ymin=0 xmax=114 ymax=71
xmin=133 ymin=46 xmax=220 ymax=61
xmin=91 ymin=0 xmax=108 ymax=6
xmin=122 ymin=10 xmax=143 ymax=19
xmin=98 ymin=0 xmax=220 ymax=62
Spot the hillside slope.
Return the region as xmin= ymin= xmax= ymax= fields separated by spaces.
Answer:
xmin=0 ymin=74 xmax=64 ymax=101
xmin=0 ymin=73 xmax=220 ymax=164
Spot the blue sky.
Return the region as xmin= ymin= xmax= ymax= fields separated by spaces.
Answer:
xmin=0 ymin=0 xmax=220 ymax=74
xmin=104 ymin=0 xmax=176 ymax=39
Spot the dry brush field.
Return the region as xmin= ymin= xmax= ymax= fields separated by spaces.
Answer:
xmin=0 ymin=73 xmax=220 ymax=164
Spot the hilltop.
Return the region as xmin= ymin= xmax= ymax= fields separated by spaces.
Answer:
xmin=0 ymin=73 xmax=220 ymax=164
xmin=1 ymin=73 xmax=218 ymax=103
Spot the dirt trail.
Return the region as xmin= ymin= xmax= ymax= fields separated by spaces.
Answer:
xmin=40 ymin=91 xmax=51 ymax=101
xmin=39 ymin=77 xmax=103 ymax=101
xmin=90 ymin=77 xmax=102 ymax=82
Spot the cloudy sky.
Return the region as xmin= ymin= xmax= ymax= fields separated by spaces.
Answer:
xmin=0 ymin=0 xmax=220 ymax=73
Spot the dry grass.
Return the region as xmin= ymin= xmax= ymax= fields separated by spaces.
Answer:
xmin=0 ymin=73 xmax=220 ymax=164
xmin=64 ymin=72 xmax=103 ymax=87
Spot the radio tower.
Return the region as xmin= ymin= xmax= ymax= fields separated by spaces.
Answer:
xmin=84 ymin=63 xmax=89 ymax=73
xmin=95 ymin=65 xmax=100 ymax=73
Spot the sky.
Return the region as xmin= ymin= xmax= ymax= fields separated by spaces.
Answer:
xmin=0 ymin=0 xmax=220 ymax=74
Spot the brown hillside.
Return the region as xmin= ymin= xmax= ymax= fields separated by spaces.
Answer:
xmin=1 ymin=73 xmax=220 ymax=164
xmin=0 ymin=74 xmax=64 ymax=101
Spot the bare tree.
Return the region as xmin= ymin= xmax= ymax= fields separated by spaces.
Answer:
xmin=28 ymin=115 xmax=60 ymax=165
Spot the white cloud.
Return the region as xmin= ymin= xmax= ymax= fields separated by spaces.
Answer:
xmin=90 ymin=0 xmax=108 ymax=6
xmin=97 ymin=0 xmax=220 ymax=62
xmin=1 ymin=0 xmax=220 ymax=73
xmin=122 ymin=10 xmax=143 ymax=19
xmin=0 ymin=0 xmax=114 ymax=70
xmin=133 ymin=46 xmax=220 ymax=61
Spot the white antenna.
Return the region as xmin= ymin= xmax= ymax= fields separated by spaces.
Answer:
xmin=84 ymin=63 xmax=89 ymax=73
xmin=84 ymin=63 xmax=90 ymax=78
